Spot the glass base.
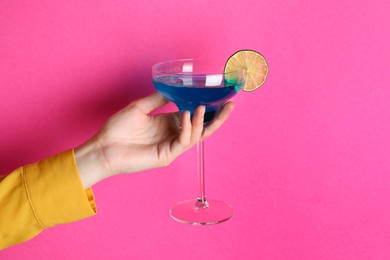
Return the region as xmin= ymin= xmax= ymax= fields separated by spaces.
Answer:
xmin=170 ymin=199 xmax=233 ymax=225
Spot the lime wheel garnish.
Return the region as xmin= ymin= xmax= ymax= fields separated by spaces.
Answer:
xmin=224 ymin=50 xmax=268 ymax=91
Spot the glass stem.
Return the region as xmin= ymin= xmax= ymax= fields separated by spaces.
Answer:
xmin=197 ymin=140 xmax=207 ymax=204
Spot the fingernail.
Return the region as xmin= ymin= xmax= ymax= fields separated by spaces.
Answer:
xmin=200 ymin=105 xmax=206 ymax=114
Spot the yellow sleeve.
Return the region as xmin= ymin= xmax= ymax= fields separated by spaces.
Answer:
xmin=0 ymin=149 xmax=97 ymax=250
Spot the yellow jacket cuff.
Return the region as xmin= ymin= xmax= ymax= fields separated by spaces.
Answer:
xmin=22 ymin=149 xmax=97 ymax=228
xmin=0 ymin=149 xmax=96 ymax=250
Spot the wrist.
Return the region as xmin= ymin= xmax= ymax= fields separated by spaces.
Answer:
xmin=74 ymin=137 xmax=112 ymax=189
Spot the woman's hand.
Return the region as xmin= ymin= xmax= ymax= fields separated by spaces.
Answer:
xmin=75 ymin=93 xmax=235 ymax=188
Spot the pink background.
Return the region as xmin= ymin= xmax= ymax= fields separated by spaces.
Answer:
xmin=1 ymin=0 xmax=390 ymax=259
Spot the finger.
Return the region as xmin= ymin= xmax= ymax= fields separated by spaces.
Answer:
xmin=173 ymin=111 xmax=181 ymax=128
xmin=190 ymin=105 xmax=206 ymax=144
xmin=203 ymin=101 xmax=235 ymax=139
xmin=178 ymin=111 xmax=192 ymax=147
xmin=131 ymin=93 xmax=169 ymax=114
xmin=171 ymin=111 xmax=192 ymax=157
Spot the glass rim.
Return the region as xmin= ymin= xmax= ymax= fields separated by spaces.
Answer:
xmin=152 ymin=58 xmax=246 ymax=77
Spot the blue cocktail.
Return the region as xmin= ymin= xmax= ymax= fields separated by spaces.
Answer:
xmin=154 ymin=80 xmax=241 ymax=125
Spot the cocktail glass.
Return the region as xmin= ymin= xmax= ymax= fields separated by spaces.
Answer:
xmin=152 ymin=59 xmax=245 ymax=225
